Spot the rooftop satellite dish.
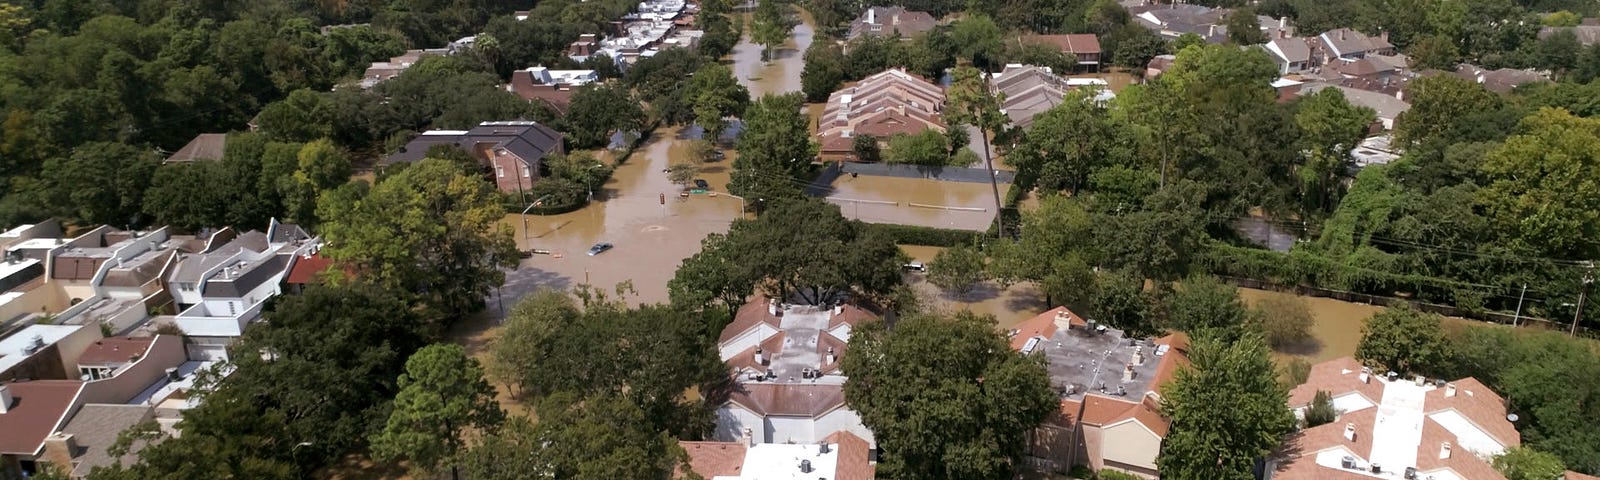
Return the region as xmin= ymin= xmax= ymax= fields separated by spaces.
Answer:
xmin=1507 ymin=413 xmax=1520 ymax=422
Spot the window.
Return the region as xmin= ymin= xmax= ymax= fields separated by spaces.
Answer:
xmin=522 ymin=165 xmax=531 ymax=177
xmin=496 ymin=166 xmax=505 ymax=178
xmin=228 ymin=302 xmax=237 ymax=316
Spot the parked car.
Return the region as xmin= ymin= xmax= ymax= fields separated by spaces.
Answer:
xmin=903 ymin=262 xmax=925 ymax=272
xmin=587 ymin=243 xmax=614 ymax=256
xmin=694 ymin=179 xmax=710 ymax=190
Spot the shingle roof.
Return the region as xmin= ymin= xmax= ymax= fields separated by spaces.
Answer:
xmin=59 ymin=404 xmax=155 ymax=477
xmin=1031 ymin=34 xmax=1102 ymax=55
xmin=823 ymin=430 xmax=877 ymax=480
xmin=725 ymin=383 xmax=847 ymax=417
xmin=1569 ymin=471 xmax=1600 ymax=480
xmin=847 ymin=7 xmax=938 ymax=40
xmin=0 ymin=380 xmax=84 ymax=455
xmin=679 ymin=441 xmax=747 ymax=478
xmin=202 ymin=253 xmax=290 ymax=298
xmin=165 ymin=134 xmax=228 ymax=163
xmin=385 ymin=121 xmax=563 ymax=167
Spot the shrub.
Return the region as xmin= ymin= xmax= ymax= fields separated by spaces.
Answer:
xmin=1098 ymin=469 xmax=1143 ymax=480
xmin=1255 ymin=295 xmax=1315 ymax=350
xmin=1281 ymin=357 xmax=1312 ymax=387
xmin=1304 ymin=390 xmax=1337 ymax=427
xmin=862 ymin=223 xmax=980 ymax=247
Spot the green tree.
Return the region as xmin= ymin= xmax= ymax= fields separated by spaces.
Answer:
xmin=667 ymin=162 xmax=700 ymax=188
xmin=944 ymin=65 xmax=1007 ymax=235
xmin=1254 ymin=295 xmax=1315 ymax=351
xmin=751 ymin=0 xmax=794 ymax=61
xmin=1224 ymin=8 xmax=1266 ymax=45
xmin=687 ymin=62 xmax=750 ymax=142
xmin=730 ymin=93 xmax=815 ymax=200
xmin=1009 ymin=90 xmax=1115 ymax=193
xmin=1477 ymin=108 xmax=1600 ymax=260
xmin=927 ymin=243 xmax=988 ymax=299
xmin=1304 ymin=390 xmax=1337 ymax=427
xmin=1158 ymin=333 xmax=1295 ymax=480
xmin=802 ymin=41 xmax=847 ymax=102
xmin=669 ymin=232 xmax=761 ymax=318
xmin=41 ymin=142 xmax=159 ymax=226
xmin=1493 ymin=447 xmax=1568 ymax=480
xmin=842 ymin=311 xmax=1056 ymax=480
xmin=371 ymin=344 xmax=504 ymax=480
xmin=459 ymin=397 xmax=689 ymax=480
xmin=1167 ymin=275 xmax=1253 ymax=339
xmin=1355 ymin=304 xmax=1451 ymax=375
xmin=950 ymin=14 xmax=1003 ymax=68
xmin=316 ymin=158 xmax=518 ymax=329
xmin=1393 ymin=75 xmax=1505 ymax=151
xmin=1407 ymin=34 xmax=1461 ymax=70
xmin=1293 ymin=87 xmax=1375 ymax=216
xmin=255 ymin=89 xmax=333 ymax=143
xmin=988 ymin=195 xmax=1097 ymax=308
xmin=851 ymin=133 xmax=881 ymax=162
xmin=1090 ymin=268 xmax=1157 ymax=337
xmin=884 ymin=130 xmax=950 ymax=165
xmin=681 ymin=199 xmax=903 ymax=305
xmin=566 ymin=82 xmax=645 ymax=149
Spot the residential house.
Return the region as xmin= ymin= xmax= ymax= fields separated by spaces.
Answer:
xmin=1267 ymin=357 xmax=1517 ymax=480
xmin=1129 ymin=4 xmax=1229 ymax=43
xmin=164 ymin=134 xmax=228 ymax=164
xmin=281 ymin=252 xmax=338 ymax=294
xmin=508 ymin=66 xmax=599 ymax=114
xmin=385 ymin=121 xmax=566 ymax=194
xmin=161 ymin=220 xmax=315 ymax=358
xmin=679 ymin=430 xmax=875 ymax=479
xmin=2 ymin=334 xmax=207 ymax=478
xmin=0 ymin=325 xmax=101 ymax=383
xmin=36 ymin=227 xmax=199 ymax=335
xmin=991 ymin=65 xmax=1113 ymax=129
xmin=816 ymin=69 xmax=946 ymax=160
xmin=0 ymin=222 xmax=60 ymax=297
xmin=359 ymin=48 xmax=448 ymax=89
xmin=1314 ymin=28 xmax=1395 ymax=64
xmin=1454 ymin=64 xmax=1550 ymax=93
xmin=1264 ymin=37 xmax=1313 ymax=75
xmin=1144 ymin=54 xmax=1176 ymax=79
xmin=565 ymin=0 xmax=700 ymax=69
xmin=1351 ymin=134 xmax=1401 ymax=169
xmin=1539 ymin=23 xmax=1600 ymax=46
xmin=1299 ymin=82 xmax=1410 ymax=131
xmin=846 ymin=7 xmax=938 ymax=41
xmin=1030 ymin=34 xmax=1103 ymax=69
xmin=567 ymin=34 xmax=602 ymax=63
xmin=1569 ymin=471 xmax=1600 ymax=480
xmin=713 ymin=298 xmax=877 ymax=447
xmin=1014 ymin=307 xmax=1191 ymax=478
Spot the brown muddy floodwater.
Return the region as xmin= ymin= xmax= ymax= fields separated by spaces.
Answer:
xmin=1238 ymin=287 xmax=1480 ymax=365
xmin=500 ymin=127 xmax=740 ymax=305
xmin=825 ymin=174 xmax=1001 ymax=231
xmin=730 ymin=8 xmax=815 ymax=97
xmin=900 ymin=245 xmax=1048 ymax=330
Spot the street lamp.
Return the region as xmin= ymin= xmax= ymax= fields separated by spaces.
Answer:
xmin=521 ymin=194 xmax=556 ymax=242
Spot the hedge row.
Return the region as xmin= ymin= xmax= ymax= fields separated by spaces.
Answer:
xmin=864 ymin=223 xmax=984 ymax=247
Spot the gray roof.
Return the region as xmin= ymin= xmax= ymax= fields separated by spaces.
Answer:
xmin=1539 ymin=25 xmax=1600 ymax=46
xmin=203 ymin=253 xmax=290 ymax=298
xmin=165 ymin=134 xmax=228 ymax=163
xmin=1301 ymin=82 xmax=1410 ymax=120
xmin=267 ymin=220 xmax=310 ymax=245
xmin=1319 ymin=28 xmax=1393 ymax=58
xmin=1267 ymin=37 xmax=1310 ymax=63
xmin=169 ymin=231 xmax=269 ymax=285
xmin=384 ymin=121 xmax=563 ymax=167
xmin=60 ymin=404 xmax=155 ymax=477
xmin=992 ymin=65 xmax=1073 ymax=129
xmin=847 ymin=6 xmax=938 ymax=40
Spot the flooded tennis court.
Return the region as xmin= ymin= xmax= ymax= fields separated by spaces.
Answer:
xmin=824 ymin=174 xmax=1001 ymax=231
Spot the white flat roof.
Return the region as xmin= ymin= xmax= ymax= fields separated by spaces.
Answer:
xmin=7 ymin=238 xmax=60 ymax=251
xmin=1428 ymin=409 xmax=1505 ymax=456
xmin=0 ymin=324 xmax=84 ymax=373
xmin=1368 ymin=379 xmax=1428 ymax=472
xmin=715 ymin=442 xmax=841 ymax=480
xmin=0 ymin=258 xmax=40 ymax=280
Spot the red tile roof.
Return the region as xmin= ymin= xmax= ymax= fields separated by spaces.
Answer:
xmin=1032 ymin=34 xmax=1103 ymax=55
xmin=719 ymin=297 xmax=783 ymax=344
xmin=1422 ymin=377 xmax=1519 ymax=448
xmin=679 ymin=441 xmax=746 ymax=478
xmin=0 ymin=380 xmax=84 ymax=455
xmin=75 ymin=337 xmax=155 ymax=366
xmin=1008 ymin=307 xmax=1080 ymax=351
xmin=284 ymin=253 xmax=339 ymax=285
xmin=1148 ymin=333 xmax=1191 ymax=395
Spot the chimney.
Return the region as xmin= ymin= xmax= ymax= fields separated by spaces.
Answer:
xmin=742 ymin=427 xmax=755 ymax=447
xmin=1380 ymin=30 xmax=1389 ymax=42
xmin=1339 ymin=29 xmax=1347 ymax=41
xmin=1208 ymin=25 xmax=1217 ymax=38
xmin=0 ymin=384 xmax=11 ymax=413
xmin=833 ymin=304 xmax=842 ymax=316
xmin=42 ymin=432 xmax=77 ymax=472
xmin=1343 ymin=423 xmax=1357 ymax=442
xmin=866 ymin=7 xmax=875 ymax=24
xmin=1123 ymin=364 xmax=1136 ymax=381
xmin=826 ymin=346 xmax=836 ymax=366
xmin=754 ymin=347 xmax=766 ymax=366
xmin=1445 ymin=383 xmax=1457 ymax=398
xmin=767 ymin=298 xmax=778 ymax=315
xmin=1053 ymin=309 xmax=1073 ymax=331
xmin=1279 ymin=17 xmax=1287 ymax=29
xmin=1439 ymin=442 xmax=1452 ymax=459
xmin=1359 ymin=367 xmax=1371 ymax=384
xmin=1132 ymin=346 xmax=1146 ymax=366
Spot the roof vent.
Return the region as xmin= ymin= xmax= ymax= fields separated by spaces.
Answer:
xmin=819 ymin=441 xmax=831 ymax=454
xmin=23 ymin=335 xmax=45 ymax=355
xmin=799 ymin=459 xmax=813 ymax=473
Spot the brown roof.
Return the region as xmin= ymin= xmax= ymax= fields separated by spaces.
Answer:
xmin=1008 ymin=306 xmax=1080 ymax=351
xmin=1078 ymin=394 xmax=1169 ymax=437
xmin=848 ymin=7 xmax=938 ymax=40
xmin=166 ymin=133 xmax=228 ymax=163
xmin=1032 ymin=34 xmax=1102 ymax=55
xmin=1569 ymin=471 xmax=1600 ymax=480
xmin=725 ymin=383 xmax=846 ymax=417
xmin=678 ymin=441 xmax=746 ymax=478
xmin=76 ymin=337 xmax=156 ymax=366
xmin=719 ymin=297 xmax=782 ymax=344
xmin=1148 ymin=333 xmax=1191 ymax=394
xmin=824 ymin=430 xmax=877 ymax=480
xmin=1286 ymin=356 xmax=1384 ymax=407
xmin=1422 ymin=377 xmax=1519 ymax=448
xmin=1273 ymin=408 xmax=1381 ymax=479
xmin=284 ymin=253 xmax=346 ymax=285
xmin=0 ymin=380 xmax=84 ymax=455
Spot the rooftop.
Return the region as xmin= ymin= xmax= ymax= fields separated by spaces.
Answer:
xmin=0 ymin=325 xmax=85 ymax=375
xmin=59 ymin=403 xmax=154 ymax=476
xmin=1275 ymin=357 xmax=1517 ymax=480
xmin=76 ymin=337 xmax=156 ymax=367
xmin=385 ymin=121 xmax=563 ymax=167
xmin=0 ymin=380 xmax=84 ymax=455
xmin=165 ymin=133 xmax=228 ymax=163
xmin=129 ymin=360 xmax=213 ymax=408
xmin=1009 ymin=307 xmax=1171 ymax=400
xmin=681 ymin=431 xmax=875 ymax=480
xmin=720 ymin=298 xmax=874 ymax=383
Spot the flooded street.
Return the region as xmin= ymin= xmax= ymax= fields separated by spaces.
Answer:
xmin=497 ymin=127 xmax=740 ymax=306
xmin=730 ymin=8 xmax=815 ymax=97
xmin=826 ymin=175 xmax=1000 ymax=231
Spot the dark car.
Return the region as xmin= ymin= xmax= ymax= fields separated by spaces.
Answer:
xmin=693 ymin=179 xmax=710 ymax=190
xmin=587 ymin=243 xmax=614 ymax=256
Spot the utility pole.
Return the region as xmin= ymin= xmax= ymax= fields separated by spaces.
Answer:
xmin=1572 ymin=267 xmax=1594 ymax=337
xmin=1512 ymin=283 xmax=1526 ymax=327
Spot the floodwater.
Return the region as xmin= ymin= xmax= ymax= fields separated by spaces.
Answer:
xmin=1238 ymin=287 xmax=1478 ymax=365
xmin=825 ymin=174 xmax=1001 ymax=231
xmin=498 ymin=126 xmax=741 ymax=306
xmin=729 ymin=7 xmax=815 ymax=97
xmin=900 ymin=245 xmax=1048 ymax=330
